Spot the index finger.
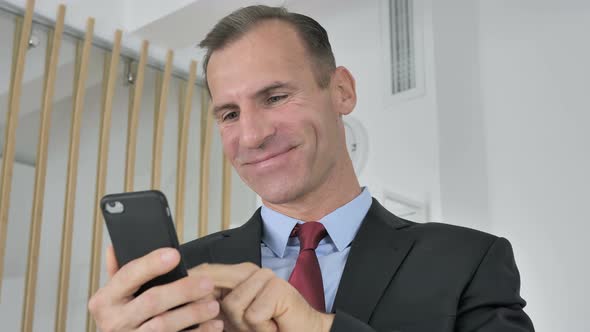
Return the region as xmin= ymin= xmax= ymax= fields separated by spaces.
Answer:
xmin=106 ymin=247 xmax=181 ymax=299
xmin=106 ymin=245 xmax=119 ymax=279
xmin=190 ymin=263 xmax=260 ymax=290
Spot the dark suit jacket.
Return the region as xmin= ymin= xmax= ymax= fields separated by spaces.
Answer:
xmin=180 ymin=198 xmax=534 ymax=332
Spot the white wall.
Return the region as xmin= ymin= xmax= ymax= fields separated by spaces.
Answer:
xmin=479 ymin=1 xmax=590 ymax=330
xmin=0 ymin=159 xmax=35 ymax=332
xmin=298 ymin=0 xmax=590 ymax=330
xmin=432 ymin=0 xmax=491 ymax=231
xmin=429 ymin=0 xmax=590 ymax=329
xmin=289 ymin=0 xmax=443 ymax=222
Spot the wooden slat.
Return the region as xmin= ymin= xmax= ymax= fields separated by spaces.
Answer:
xmin=175 ymin=61 xmax=197 ymax=241
xmin=85 ymin=29 xmax=123 ymax=332
xmin=0 ymin=13 xmax=21 ymax=281
xmin=0 ymin=0 xmax=35 ymax=296
xmin=153 ymin=71 xmax=162 ymax=183
xmin=21 ymin=5 xmax=66 ymax=331
xmin=221 ymin=155 xmax=232 ymax=230
xmin=124 ymin=40 xmax=149 ymax=192
xmin=126 ymin=61 xmax=135 ymax=184
xmin=54 ymin=17 xmax=94 ymax=332
xmin=200 ymin=86 xmax=207 ymax=144
xmin=177 ymin=82 xmax=185 ymax=233
xmin=197 ymin=88 xmax=213 ymax=237
xmin=150 ymin=50 xmax=174 ymax=189
xmin=5 ymin=16 xmax=22 ymax=143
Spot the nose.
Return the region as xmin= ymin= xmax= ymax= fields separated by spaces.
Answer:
xmin=239 ymin=106 xmax=275 ymax=149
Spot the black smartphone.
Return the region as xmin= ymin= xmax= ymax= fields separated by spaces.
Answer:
xmin=101 ymin=190 xmax=188 ymax=296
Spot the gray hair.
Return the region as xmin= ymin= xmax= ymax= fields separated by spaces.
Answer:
xmin=199 ymin=5 xmax=336 ymax=93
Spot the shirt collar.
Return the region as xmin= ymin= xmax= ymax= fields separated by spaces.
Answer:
xmin=260 ymin=187 xmax=372 ymax=258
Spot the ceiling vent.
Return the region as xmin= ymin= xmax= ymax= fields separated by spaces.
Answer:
xmin=389 ymin=0 xmax=415 ymax=95
xmin=380 ymin=0 xmax=425 ymax=103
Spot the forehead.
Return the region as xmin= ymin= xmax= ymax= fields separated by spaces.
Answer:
xmin=206 ymin=20 xmax=314 ymax=99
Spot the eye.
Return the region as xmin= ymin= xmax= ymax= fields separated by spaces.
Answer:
xmin=266 ymin=95 xmax=287 ymax=104
xmin=222 ymin=111 xmax=239 ymax=122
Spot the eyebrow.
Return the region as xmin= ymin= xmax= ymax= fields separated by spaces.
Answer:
xmin=212 ymin=81 xmax=295 ymax=116
xmin=253 ymin=81 xmax=294 ymax=98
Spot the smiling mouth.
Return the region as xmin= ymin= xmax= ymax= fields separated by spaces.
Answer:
xmin=243 ymin=146 xmax=297 ymax=166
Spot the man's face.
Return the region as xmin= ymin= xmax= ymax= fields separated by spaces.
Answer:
xmin=206 ymin=20 xmax=349 ymax=205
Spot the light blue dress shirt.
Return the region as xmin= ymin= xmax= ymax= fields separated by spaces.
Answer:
xmin=260 ymin=187 xmax=372 ymax=313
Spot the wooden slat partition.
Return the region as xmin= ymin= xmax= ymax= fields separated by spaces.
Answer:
xmin=0 ymin=3 xmax=214 ymax=330
xmin=85 ymin=29 xmax=123 ymax=332
xmin=124 ymin=40 xmax=149 ymax=192
xmin=21 ymin=5 xmax=66 ymax=331
xmin=174 ymin=61 xmax=197 ymax=240
xmin=150 ymin=50 xmax=174 ymax=189
xmin=221 ymin=155 xmax=232 ymax=230
xmin=0 ymin=0 xmax=35 ymax=295
xmin=198 ymin=89 xmax=213 ymax=237
xmin=54 ymin=17 xmax=94 ymax=332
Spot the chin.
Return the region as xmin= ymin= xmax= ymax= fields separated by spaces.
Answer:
xmin=254 ymin=181 xmax=306 ymax=205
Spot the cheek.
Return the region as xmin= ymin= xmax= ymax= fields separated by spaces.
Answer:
xmin=220 ymin=127 xmax=239 ymax=160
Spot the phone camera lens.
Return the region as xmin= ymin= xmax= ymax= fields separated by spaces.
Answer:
xmin=108 ymin=201 xmax=116 ymax=208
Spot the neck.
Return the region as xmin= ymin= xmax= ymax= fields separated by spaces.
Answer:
xmin=263 ymin=158 xmax=361 ymax=221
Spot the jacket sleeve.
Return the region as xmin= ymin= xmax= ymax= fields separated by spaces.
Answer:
xmin=455 ymin=237 xmax=535 ymax=331
xmin=330 ymin=310 xmax=376 ymax=332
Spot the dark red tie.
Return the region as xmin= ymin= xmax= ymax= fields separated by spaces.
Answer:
xmin=288 ymin=222 xmax=327 ymax=312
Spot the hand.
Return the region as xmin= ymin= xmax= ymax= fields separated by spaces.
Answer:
xmin=88 ymin=246 xmax=224 ymax=332
xmin=191 ymin=263 xmax=335 ymax=332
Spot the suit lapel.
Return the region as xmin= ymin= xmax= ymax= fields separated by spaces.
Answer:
xmin=332 ymin=199 xmax=415 ymax=322
xmin=208 ymin=200 xmax=415 ymax=323
xmin=209 ymin=209 xmax=263 ymax=266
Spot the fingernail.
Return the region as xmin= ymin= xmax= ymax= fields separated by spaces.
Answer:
xmin=207 ymin=301 xmax=219 ymax=313
xmin=160 ymin=249 xmax=176 ymax=263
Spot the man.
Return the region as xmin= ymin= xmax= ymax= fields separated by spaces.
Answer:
xmin=89 ymin=5 xmax=534 ymax=332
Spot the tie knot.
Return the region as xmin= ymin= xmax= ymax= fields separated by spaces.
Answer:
xmin=291 ymin=222 xmax=327 ymax=251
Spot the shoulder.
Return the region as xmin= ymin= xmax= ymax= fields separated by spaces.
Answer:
xmin=407 ymin=221 xmax=498 ymax=247
xmin=372 ymin=198 xmax=499 ymax=249
xmin=372 ymin=199 xmax=504 ymax=264
xmin=399 ymin=219 xmax=514 ymax=275
xmin=179 ymin=225 xmax=242 ymax=266
xmin=387 ymin=221 xmax=518 ymax=291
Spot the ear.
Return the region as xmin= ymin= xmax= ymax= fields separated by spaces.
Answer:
xmin=330 ymin=66 xmax=357 ymax=116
